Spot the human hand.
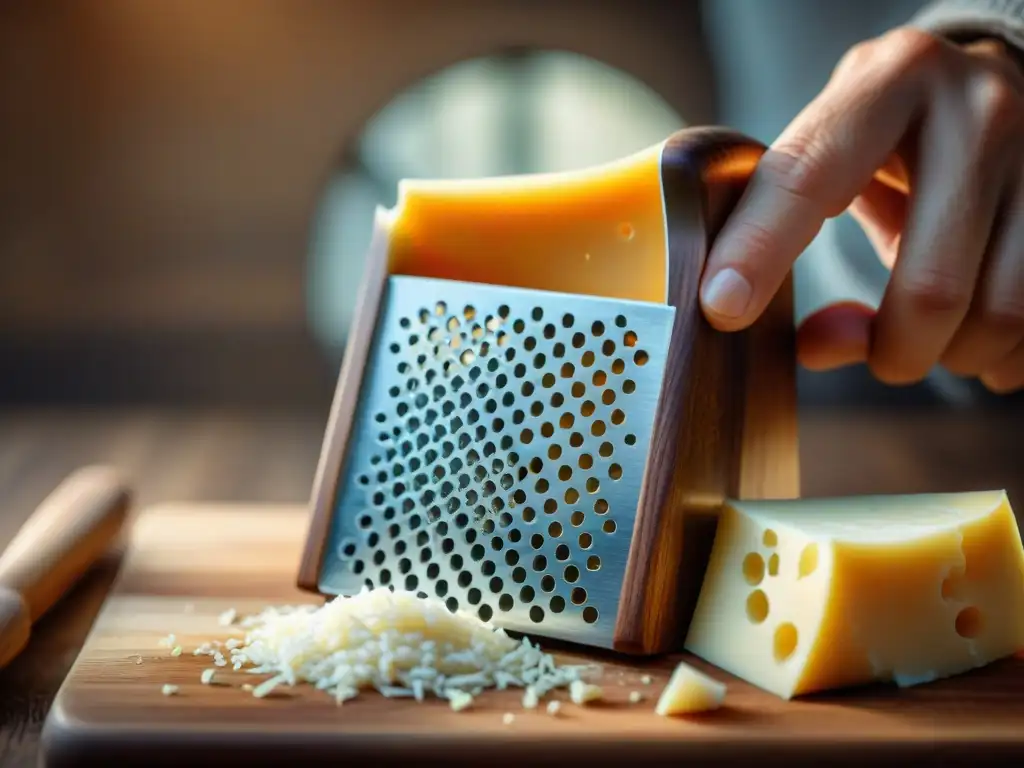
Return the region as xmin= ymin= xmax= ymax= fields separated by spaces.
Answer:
xmin=699 ymin=27 xmax=1024 ymax=392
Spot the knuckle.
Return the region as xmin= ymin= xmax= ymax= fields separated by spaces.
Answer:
xmin=971 ymin=72 xmax=1023 ymax=142
xmin=835 ymin=39 xmax=877 ymax=77
xmin=977 ymin=296 xmax=1024 ymax=335
xmin=757 ymin=143 xmax=832 ymax=208
xmin=894 ymin=268 xmax=973 ymax=316
xmin=881 ymin=27 xmax=948 ymax=76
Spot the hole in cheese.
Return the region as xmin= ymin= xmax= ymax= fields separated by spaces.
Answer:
xmin=746 ymin=590 xmax=769 ymax=623
xmin=767 ymin=553 xmax=780 ymax=576
xmin=955 ymin=606 xmax=983 ymax=638
xmin=742 ymin=553 xmax=765 ymax=585
xmin=798 ymin=544 xmax=819 ymax=579
xmin=773 ymin=622 xmax=799 ymax=662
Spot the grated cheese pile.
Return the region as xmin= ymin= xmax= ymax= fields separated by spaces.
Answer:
xmin=193 ymin=587 xmax=598 ymax=708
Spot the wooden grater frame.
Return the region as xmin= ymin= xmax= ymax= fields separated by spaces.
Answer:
xmin=298 ymin=127 xmax=800 ymax=655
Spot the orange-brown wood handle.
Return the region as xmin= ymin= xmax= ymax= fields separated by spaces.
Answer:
xmin=0 ymin=465 xmax=131 ymax=669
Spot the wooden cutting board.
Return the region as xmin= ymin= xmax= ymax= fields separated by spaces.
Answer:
xmin=40 ymin=503 xmax=1024 ymax=767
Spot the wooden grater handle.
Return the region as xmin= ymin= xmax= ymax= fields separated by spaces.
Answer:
xmin=0 ymin=466 xmax=131 ymax=668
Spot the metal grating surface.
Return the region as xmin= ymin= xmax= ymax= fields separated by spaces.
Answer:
xmin=320 ymin=276 xmax=674 ymax=648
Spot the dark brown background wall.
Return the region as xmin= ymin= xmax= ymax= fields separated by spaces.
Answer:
xmin=0 ymin=0 xmax=714 ymax=411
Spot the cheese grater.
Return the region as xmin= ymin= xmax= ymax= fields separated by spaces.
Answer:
xmin=299 ymin=128 xmax=802 ymax=655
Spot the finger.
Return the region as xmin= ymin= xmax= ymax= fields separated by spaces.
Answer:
xmin=797 ymin=301 xmax=875 ymax=370
xmin=700 ymin=30 xmax=929 ymax=331
xmin=944 ymin=179 xmax=1024 ymax=376
xmin=981 ymin=337 xmax=1024 ymax=393
xmin=848 ymin=176 xmax=908 ymax=269
xmin=868 ymin=78 xmax=1012 ymax=384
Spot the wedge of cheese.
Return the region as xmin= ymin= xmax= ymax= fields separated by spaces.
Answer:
xmin=381 ymin=144 xmax=669 ymax=304
xmin=685 ymin=491 xmax=1024 ymax=699
xmin=654 ymin=660 xmax=726 ymax=716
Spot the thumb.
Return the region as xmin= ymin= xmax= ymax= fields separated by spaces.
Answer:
xmin=796 ymin=301 xmax=876 ymax=371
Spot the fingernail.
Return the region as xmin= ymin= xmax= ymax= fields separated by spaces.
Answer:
xmin=702 ymin=268 xmax=753 ymax=319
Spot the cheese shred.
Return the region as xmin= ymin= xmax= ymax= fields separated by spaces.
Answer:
xmin=191 ymin=588 xmax=598 ymax=706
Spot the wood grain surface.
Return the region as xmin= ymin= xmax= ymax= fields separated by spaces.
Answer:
xmin=0 ymin=404 xmax=1022 ymax=767
xmin=40 ymin=499 xmax=1024 ymax=767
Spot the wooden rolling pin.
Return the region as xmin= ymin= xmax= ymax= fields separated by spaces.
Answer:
xmin=0 ymin=466 xmax=131 ymax=669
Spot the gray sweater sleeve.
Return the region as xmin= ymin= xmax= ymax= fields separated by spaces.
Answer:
xmin=911 ymin=0 xmax=1024 ymax=53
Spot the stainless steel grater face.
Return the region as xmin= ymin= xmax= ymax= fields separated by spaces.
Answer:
xmin=317 ymin=275 xmax=674 ymax=648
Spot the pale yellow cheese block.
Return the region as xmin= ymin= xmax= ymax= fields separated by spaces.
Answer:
xmin=685 ymin=491 xmax=1024 ymax=699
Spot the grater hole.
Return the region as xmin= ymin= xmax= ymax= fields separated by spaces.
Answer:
xmin=533 ymin=555 xmax=548 ymax=571
xmin=529 ymin=606 xmax=545 ymax=623
xmin=524 ymin=336 xmax=537 ymax=352
xmin=555 ymin=544 xmax=570 ymax=561
xmin=535 ymin=478 xmax=549 ymax=493
xmin=550 ymin=595 xmax=566 ymax=613
xmin=611 ymin=409 xmax=626 ymax=426
xmin=578 ymin=453 xmax=594 ymax=470
xmin=634 ymin=350 xmax=650 ymax=366
xmin=571 ymin=382 xmax=586 ymax=398
xmin=542 ymin=372 xmax=556 ymax=388
xmin=544 ymin=499 xmax=558 ymax=514
xmin=479 ymin=605 xmax=493 ymax=622
xmin=550 ymin=392 xmax=565 ymax=407
xmin=564 ymin=488 xmax=579 ymax=504
xmin=615 ymin=314 xmax=627 ymax=328
xmin=564 ymin=565 xmax=580 ymax=584
xmin=467 ymin=587 xmax=482 ymax=604
xmin=558 ymin=465 xmax=572 ymax=481
xmin=548 ymin=522 xmax=563 ymax=538
xmin=602 ymin=389 xmax=616 ymax=406
xmin=508 ymin=528 xmax=522 ymax=543
xmin=571 ymin=511 xmax=585 ymax=526
xmin=560 ymin=363 xmax=575 ymax=379
xmin=582 ymin=607 xmax=599 ymax=624
xmin=505 ymin=549 xmax=519 ymax=566
xmin=579 ymin=533 xmax=593 ymax=549
xmin=544 ymin=323 xmax=556 ymax=340
xmin=586 ymin=477 xmax=601 ymax=494
xmin=512 ymin=318 xmax=525 ymax=333
xmin=587 ymin=555 xmax=602 ymax=571
xmin=603 ymin=519 xmax=618 ymax=534
xmin=522 ymin=507 xmax=536 ymax=523
xmin=581 ymin=351 xmax=596 ymax=367
xmin=541 ymin=574 xmax=556 ymax=592
xmin=521 ymin=429 xmax=534 ymax=444
xmin=581 ymin=400 xmax=596 ymax=417
xmin=548 ymin=444 xmax=562 ymax=460
xmin=520 ymin=586 xmax=536 ymax=603
xmin=609 ymin=463 xmax=623 ymax=480
xmin=591 ymin=321 xmax=605 ymax=337
xmin=499 ymin=594 xmax=514 ymax=612
xmin=593 ymin=370 xmax=607 ymax=387
xmin=611 ymin=359 xmax=625 ymax=375
xmin=569 ymin=432 xmax=584 ymax=448
xmin=571 ymin=587 xmax=587 ymax=605
xmin=531 ymin=307 xmax=544 ymax=322
xmin=512 ymin=566 xmax=527 ymax=583
xmin=602 ymin=340 xmax=616 ymax=356
xmin=553 ymin=342 xmax=565 ymax=358
xmin=541 ymin=422 xmax=555 ymax=438
xmin=572 ymin=332 xmax=586 ymax=348
xmin=562 ymin=313 xmax=575 ymax=328
xmin=599 ymin=442 xmax=614 ymax=458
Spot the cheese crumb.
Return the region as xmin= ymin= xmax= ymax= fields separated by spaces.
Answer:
xmin=628 ymin=690 xmax=643 ymax=704
xmin=655 ymin=660 xmax=726 ymax=716
xmin=546 ymin=700 xmax=561 ymax=716
xmin=640 ymin=674 xmax=653 ymax=685
xmin=190 ymin=588 xmax=595 ymax=707
xmin=502 ymin=712 xmax=515 ymax=725
xmin=170 ymin=645 xmax=183 ymax=657
xmin=447 ymin=689 xmax=473 ymax=712
xmin=241 ymin=683 xmax=254 ymax=692
xmin=158 ymin=634 xmax=176 ymax=648
xmin=200 ymin=668 xmax=216 ymax=685
xmin=569 ymin=679 xmax=603 ymax=706
xmin=161 ymin=684 xmax=179 ymax=696
xmin=522 ymin=687 xmax=539 ymax=709
xmin=218 ymin=608 xmax=238 ymax=626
